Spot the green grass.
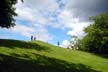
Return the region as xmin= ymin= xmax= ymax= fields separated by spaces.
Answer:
xmin=0 ymin=39 xmax=108 ymax=72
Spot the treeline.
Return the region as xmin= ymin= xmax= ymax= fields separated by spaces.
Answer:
xmin=77 ymin=13 xmax=108 ymax=57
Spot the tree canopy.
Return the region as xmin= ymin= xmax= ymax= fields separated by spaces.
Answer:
xmin=78 ymin=13 xmax=108 ymax=57
xmin=0 ymin=0 xmax=23 ymax=28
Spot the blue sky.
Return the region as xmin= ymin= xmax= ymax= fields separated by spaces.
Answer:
xmin=0 ymin=0 xmax=108 ymax=47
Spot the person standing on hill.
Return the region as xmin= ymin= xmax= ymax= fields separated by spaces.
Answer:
xmin=34 ymin=36 xmax=36 ymax=40
xmin=31 ymin=35 xmax=33 ymax=41
xmin=58 ymin=41 xmax=60 ymax=46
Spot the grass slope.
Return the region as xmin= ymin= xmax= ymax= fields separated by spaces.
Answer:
xmin=0 ymin=39 xmax=108 ymax=72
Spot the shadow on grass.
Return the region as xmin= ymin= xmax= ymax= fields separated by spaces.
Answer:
xmin=0 ymin=53 xmax=101 ymax=72
xmin=0 ymin=39 xmax=51 ymax=52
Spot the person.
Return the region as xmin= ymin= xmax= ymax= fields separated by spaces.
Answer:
xmin=34 ymin=36 xmax=36 ymax=40
xmin=58 ymin=41 xmax=60 ymax=46
xmin=31 ymin=35 xmax=33 ymax=41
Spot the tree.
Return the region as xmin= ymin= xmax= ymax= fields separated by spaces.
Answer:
xmin=0 ymin=0 xmax=23 ymax=28
xmin=78 ymin=13 xmax=108 ymax=56
xmin=69 ymin=35 xmax=79 ymax=49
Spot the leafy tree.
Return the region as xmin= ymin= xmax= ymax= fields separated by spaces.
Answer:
xmin=69 ymin=35 xmax=79 ymax=49
xmin=78 ymin=13 xmax=108 ymax=56
xmin=0 ymin=0 xmax=23 ymax=28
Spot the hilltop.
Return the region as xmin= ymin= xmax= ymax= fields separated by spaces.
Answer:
xmin=0 ymin=39 xmax=108 ymax=72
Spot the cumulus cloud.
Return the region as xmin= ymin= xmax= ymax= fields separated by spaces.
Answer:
xmin=13 ymin=0 xmax=68 ymax=42
xmin=15 ymin=0 xmax=47 ymax=25
xmin=61 ymin=40 xmax=70 ymax=48
xmin=59 ymin=0 xmax=108 ymax=47
xmin=5 ymin=24 xmax=53 ymax=41
xmin=13 ymin=0 xmax=55 ymax=41
xmin=10 ymin=25 xmax=35 ymax=37
xmin=0 ymin=0 xmax=55 ymax=42
xmin=67 ymin=22 xmax=91 ymax=38
xmin=24 ymin=0 xmax=58 ymax=11
xmin=67 ymin=0 xmax=108 ymax=21
xmin=1 ymin=0 xmax=108 ymax=46
xmin=56 ymin=8 xmax=91 ymax=38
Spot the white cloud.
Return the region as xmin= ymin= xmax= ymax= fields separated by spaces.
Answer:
xmin=24 ymin=0 xmax=58 ymax=11
xmin=15 ymin=1 xmax=47 ymax=25
xmin=57 ymin=8 xmax=91 ymax=38
xmin=12 ymin=0 xmax=55 ymax=42
xmin=14 ymin=0 xmax=92 ymax=43
xmin=58 ymin=8 xmax=92 ymax=47
xmin=60 ymin=40 xmax=70 ymax=48
xmin=14 ymin=0 xmax=106 ymax=46
xmin=10 ymin=25 xmax=35 ymax=37
xmin=67 ymin=22 xmax=91 ymax=38
xmin=8 ymin=24 xmax=53 ymax=41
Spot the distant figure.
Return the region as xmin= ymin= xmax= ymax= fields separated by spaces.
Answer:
xmin=58 ymin=41 xmax=60 ymax=46
xmin=34 ymin=36 xmax=36 ymax=40
xmin=31 ymin=35 xmax=33 ymax=41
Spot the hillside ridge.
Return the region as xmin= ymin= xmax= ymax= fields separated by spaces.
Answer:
xmin=0 ymin=39 xmax=108 ymax=72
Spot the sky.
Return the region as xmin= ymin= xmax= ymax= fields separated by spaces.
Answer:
xmin=0 ymin=0 xmax=108 ymax=47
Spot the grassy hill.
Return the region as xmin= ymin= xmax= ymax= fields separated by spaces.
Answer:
xmin=0 ymin=39 xmax=108 ymax=72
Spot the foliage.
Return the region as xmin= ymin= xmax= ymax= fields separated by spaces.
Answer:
xmin=69 ymin=35 xmax=79 ymax=49
xmin=0 ymin=0 xmax=23 ymax=28
xmin=0 ymin=39 xmax=108 ymax=72
xmin=78 ymin=13 xmax=108 ymax=56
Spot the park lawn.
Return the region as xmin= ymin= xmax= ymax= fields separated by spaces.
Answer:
xmin=0 ymin=39 xmax=108 ymax=72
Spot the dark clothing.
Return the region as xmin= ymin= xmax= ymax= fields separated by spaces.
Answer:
xmin=31 ymin=35 xmax=33 ymax=41
xmin=58 ymin=42 xmax=60 ymax=46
